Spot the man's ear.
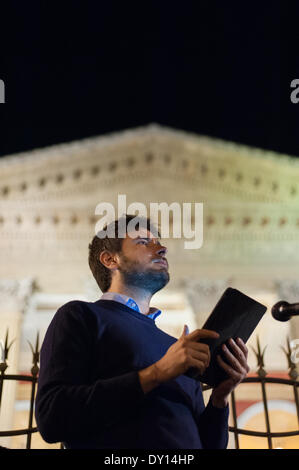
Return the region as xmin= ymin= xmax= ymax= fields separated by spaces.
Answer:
xmin=99 ymin=250 xmax=119 ymax=270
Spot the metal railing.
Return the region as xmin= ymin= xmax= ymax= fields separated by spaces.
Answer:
xmin=0 ymin=331 xmax=39 ymax=449
xmin=0 ymin=332 xmax=298 ymax=449
xmin=202 ymin=337 xmax=299 ymax=449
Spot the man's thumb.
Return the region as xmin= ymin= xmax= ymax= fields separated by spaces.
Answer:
xmin=181 ymin=324 xmax=189 ymax=337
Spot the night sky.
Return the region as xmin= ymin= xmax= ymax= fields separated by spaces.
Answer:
xmin=1 ymin=1 xmax=299 ymax=158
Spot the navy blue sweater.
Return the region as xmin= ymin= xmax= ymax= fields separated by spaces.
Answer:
xmin=35 ymin=299 xmax=229 ymax=449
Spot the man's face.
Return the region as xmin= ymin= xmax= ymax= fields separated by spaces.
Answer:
xmin=116 ymin=227 xmax=170 ymax=295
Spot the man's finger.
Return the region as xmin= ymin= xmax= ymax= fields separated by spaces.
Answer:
xmin=188 ymin=342 xmax=210 ymax=357
xmin=236 ymin=337 xmax=248 ymax=357
xmin=187 ymin=328 xmax=219 ymax=341
xmin=222 ymin=343 xmax=245 ymax=374
xmin=216 ymin=355 xmax=241 ymax=381
xmin=226 ymin=339 xmax=248 ymax=369
xmin=188 ymin=347 xmax=210 ymax=363
xmin=180 ymin=324 xmax=189 ymax=338
xmin=189 ymin=357 xmax=208 ymax=375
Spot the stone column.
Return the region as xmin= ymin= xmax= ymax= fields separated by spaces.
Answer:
xmin=0 ymin=279 xmax=35 ymax=448
xmin=180 ymin=279 xmax=231 ymax=327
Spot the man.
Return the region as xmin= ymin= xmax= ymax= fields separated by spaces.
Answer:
xmin=35 ymin=214 xmax=249 ymax=449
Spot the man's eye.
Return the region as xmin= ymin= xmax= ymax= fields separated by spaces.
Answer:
xmin=138 ymin=240 xmax=147 ymax=244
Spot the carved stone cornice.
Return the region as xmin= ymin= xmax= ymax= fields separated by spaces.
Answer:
xmin=274 ymin=280 xmax=299 ymax=303
xmin=274 ymin=280 xmax=299 ymax=340
xmin=0 ymin=279 xmax=37 ymax=314
xmin=0 ymin=124 xmax=299 ymax=205
xmin=181 ymin=279 xmax=231 ymax=325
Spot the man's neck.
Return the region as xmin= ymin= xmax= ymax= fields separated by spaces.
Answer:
xmin=106 ymin=286 xmax=152 ymax=315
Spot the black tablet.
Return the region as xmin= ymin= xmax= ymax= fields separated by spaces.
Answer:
xmin=185 ymin=287 xmax=267 ymax=386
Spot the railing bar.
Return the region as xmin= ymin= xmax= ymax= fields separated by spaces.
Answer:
xmin=228 ymin=427 xmax=299 ymax=438
xmin=0 ymin=427 xmax=38 ymax=437
xmin=203 ymin=377 xmax=299 ymax=386
xmin=2 ymin=426 xmax=297 ymax=439
xmin=291 ymin=383 xmax=299 ymax=428
xmin=0 ymin=374 xmax=36 ymax=382
xmin=261 ymin=379 xmax=272 ymax=449
xmin=26 ymin=378 xmax=37 ymax=449
xmin=0 ymin=371 xmax=5 ymax=412
xmin=242 ymin=377 xmax=299 ymax=386
xmin=230 ymin=391 xmax=239 ymax=449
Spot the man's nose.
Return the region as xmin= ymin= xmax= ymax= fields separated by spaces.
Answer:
xmin=156 ymin=245 xmax=167 ymax=257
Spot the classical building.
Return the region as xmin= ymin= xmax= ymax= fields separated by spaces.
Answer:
xmin=0 ymin=124 xmax=298 ymax=448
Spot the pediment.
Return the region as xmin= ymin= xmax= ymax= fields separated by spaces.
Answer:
xmin=1 ymin=124 xmax=299 ymax=293
xmin=1 ymin=123 xmax=299 ymax=205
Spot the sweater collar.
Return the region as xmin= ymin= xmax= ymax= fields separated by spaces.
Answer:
xmin=100 ymin=292 xmax=162 ymax=320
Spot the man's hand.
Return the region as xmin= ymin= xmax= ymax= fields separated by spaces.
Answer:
xmin=211 ymin=337 xmax=250 ymax=408
xmin=154 ymin=325 xmax=219 ymax=381
xmin=138 ymin=325 xmax=219 ymax=394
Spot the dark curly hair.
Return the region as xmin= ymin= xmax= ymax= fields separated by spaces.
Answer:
xmin=88 ymin=214 xmax=160 ymax=292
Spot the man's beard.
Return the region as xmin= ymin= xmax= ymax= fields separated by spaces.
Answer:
xmin=118 ymin=255 xmax=170 ymax=295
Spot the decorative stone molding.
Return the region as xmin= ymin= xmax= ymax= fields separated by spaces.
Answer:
xmin=181 ymin=279 xmax=231 ymax=324
xmin=0 ymin=279 xmax=37 ymax=314
xmin=273 ymin=280 xmax=299 ymax=340
xmin=274 ymin=280 xmax=299 ymax=303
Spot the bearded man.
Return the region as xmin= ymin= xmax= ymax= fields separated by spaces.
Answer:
xmin=35 ymin=214 xmax=249 ymax=449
